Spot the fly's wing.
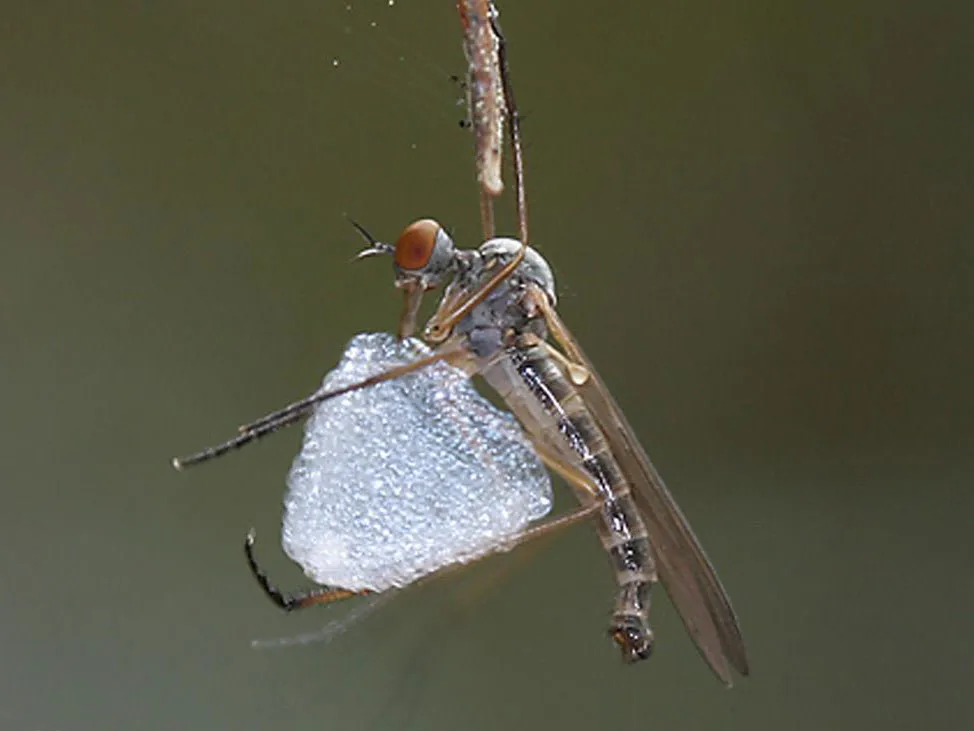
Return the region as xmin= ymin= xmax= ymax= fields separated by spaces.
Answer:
xmin=543 ymin=304 xmax=749 ymax=684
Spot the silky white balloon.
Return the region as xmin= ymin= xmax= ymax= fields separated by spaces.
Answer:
xmin=282 ymin=332 xmax=552 ymax=592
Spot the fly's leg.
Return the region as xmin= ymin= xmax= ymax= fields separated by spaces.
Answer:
xmin=456 ymin=1 xmax=527 ymax=245
xmin=171 ymin=344 xmax=468 ymax=470
xmin=542 ymin=342 xmax=590 ymax=386
xmin=244 ymin=531 xmax=370 ymax=612
xmin=426 ymin=5 xmax=528 ymax=343
xmin=244 ymin=503 xmax=600 ymax=614
xmin=239 ymin=442 xmax=608 ymax=616
xmin=236 ymin=346 xmax=465 ymax=435
xmin=521 ymin=283 xmax=586 ymax=367
xmin=496 ymin=501 xmax=600 ymax=550
xmin=517 ymin=331 xmax=590 ymax=387
xmin=445 ymin=502 xmax=600 ymax=619
xmin=489 ymin=8 xmax=528 ymax=246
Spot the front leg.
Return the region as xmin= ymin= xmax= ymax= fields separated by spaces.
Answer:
xmin=244 ymin=531 xmax=369 ymax=611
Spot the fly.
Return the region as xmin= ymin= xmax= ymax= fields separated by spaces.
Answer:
xmin=172 ymin=1 xmax=748 ymax=685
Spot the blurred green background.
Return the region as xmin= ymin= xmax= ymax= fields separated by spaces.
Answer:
xmin=1 ymin=1 xmax=970 ymax=729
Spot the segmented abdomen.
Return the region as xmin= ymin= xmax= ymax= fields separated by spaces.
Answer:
xmin=481 ymin=343 xmax=657 ymax=647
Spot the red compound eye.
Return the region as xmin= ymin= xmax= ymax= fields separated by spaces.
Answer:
xmin=394 ymin=219 xmax=440 ymax=270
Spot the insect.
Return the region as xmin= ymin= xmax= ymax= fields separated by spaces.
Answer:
xmin=172 ymin=1 xmax=749 ymax=684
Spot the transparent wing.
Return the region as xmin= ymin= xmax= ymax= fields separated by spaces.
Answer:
xmin=283 ymin=332 xmax=552 ymax=593
xmin=543 ymin=304 xmax=749 ymax=684
xmin=250 ymin=591 xmax=396 ymax=650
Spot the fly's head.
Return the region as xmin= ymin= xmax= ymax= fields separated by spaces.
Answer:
xmin=354 ymin=219 xmax=557 ymax=344
xmin=355 ymin=218 xmax=460 ymax=339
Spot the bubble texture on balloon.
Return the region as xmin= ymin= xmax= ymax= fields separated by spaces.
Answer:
xmin=282 ymin=332 xmax=552 ymax=592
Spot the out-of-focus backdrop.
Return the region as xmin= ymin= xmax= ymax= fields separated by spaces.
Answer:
xmin=1 ymin=2 xmax=970 ymax=729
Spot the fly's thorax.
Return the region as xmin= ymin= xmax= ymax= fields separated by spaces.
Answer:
xmin=453 ymin=283 xmax=525 ymax=359
xmin=455 ymin=283 xmax=549 ymax=360
xmin=477 ymin=238 xmax=557 ymax=306
xmin=447 ymin=239 xmax=556 ymax=359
